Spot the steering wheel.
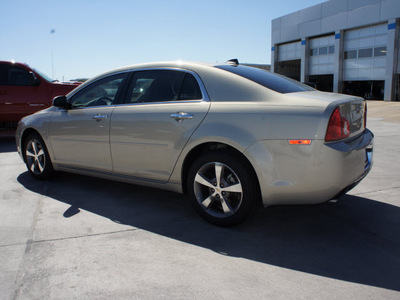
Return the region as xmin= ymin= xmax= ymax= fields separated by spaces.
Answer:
xmin=95 ymin=97 xmax=113 ymax=106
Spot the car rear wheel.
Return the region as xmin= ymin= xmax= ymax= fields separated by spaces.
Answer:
xmin=187 ymin=151 xmax=258 ymax=226
xmin=24 ymin=132 xmax=54 ymax=180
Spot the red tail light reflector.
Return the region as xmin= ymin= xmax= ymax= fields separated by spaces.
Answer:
xmin=325 ymin=107 xmax=350 ymax=142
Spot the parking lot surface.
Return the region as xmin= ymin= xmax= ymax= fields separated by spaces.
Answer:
xmin=1 ymin=101 xmax=400 ymax=299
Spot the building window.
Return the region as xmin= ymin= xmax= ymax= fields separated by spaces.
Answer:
xmin=319 ymin=46 xmax=328 ymax=55
xmin=374 ymin=46 xmax=387 ymax=57
xmin=344 ymin=50 xmax=357 ymax=59
xmin=310 ymin=46 xmax=334 ymax=57
xmin=358 ymin=48 xmax=373 ymax=58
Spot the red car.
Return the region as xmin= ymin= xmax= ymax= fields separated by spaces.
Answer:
xmin=0 ymin=61 xmax=80 ymax=125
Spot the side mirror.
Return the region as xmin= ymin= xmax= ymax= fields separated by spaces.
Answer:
xmin=29 ymin=71 xmax=40 ymax=86
xmin=53 ymin=95 xmax=70 ymax=109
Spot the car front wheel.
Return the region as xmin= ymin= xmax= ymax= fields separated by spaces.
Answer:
xmin=187 ymin=151 xmax=258 ymax=226
xmin=24 ymin=132 xmax=54 ymax=180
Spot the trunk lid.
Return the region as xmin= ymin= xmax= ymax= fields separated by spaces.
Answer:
xmin=287 ymin=91 xmax=366 ymax=139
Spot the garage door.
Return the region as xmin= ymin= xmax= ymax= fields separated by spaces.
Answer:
xmin=309 ymin=35 xmax=335 ymax=75
xmin=277 ymin=41 xmax=301 ymax=62
xmin=343 ymin=23 xmax=387 ymax=81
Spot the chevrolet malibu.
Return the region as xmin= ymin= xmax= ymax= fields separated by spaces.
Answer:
xmin=16 ymin=61 xmax=374 ymax=226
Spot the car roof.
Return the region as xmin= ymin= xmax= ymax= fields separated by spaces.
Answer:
xmin=0 ymin=60 xmax=30 ymax=68
xmin=100 ymin=61 xmax=213 ymax=75
xmin=75 ymin=61 xmax=277 ymax=102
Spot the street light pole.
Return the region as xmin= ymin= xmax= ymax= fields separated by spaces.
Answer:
xmin=50 ymin=29 xmax=55 ymax=80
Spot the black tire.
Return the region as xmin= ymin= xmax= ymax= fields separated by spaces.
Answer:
xmin=23 ymin=132 xmax=55 ymax=180
xmin=187 ymin=151 xmax=258 ymax=226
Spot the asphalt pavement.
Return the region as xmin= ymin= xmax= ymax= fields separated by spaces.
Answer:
xmin=1 ymin=101 xmax=399 ymax=299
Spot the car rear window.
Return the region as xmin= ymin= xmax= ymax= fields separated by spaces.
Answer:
xmin=215 ymin=65 xmax=315 ymax=94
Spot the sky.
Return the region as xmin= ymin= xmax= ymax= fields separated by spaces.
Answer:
xmin=0 ymin=0 xmax=323 ymax=81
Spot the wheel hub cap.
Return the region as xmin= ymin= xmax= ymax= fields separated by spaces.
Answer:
xmin=26 ymin=139 xmax=45 ymax=175
xmin=193 ymin=162 xmax=243 ymax=218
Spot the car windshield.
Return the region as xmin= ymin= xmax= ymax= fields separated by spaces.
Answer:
xmin=32 ymin=68 xmax=53 ymax=82
xmin=215 ymin=65 xmax=315 ymax=94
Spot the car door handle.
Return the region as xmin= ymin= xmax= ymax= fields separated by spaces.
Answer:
xmin=170 ymin=112 xmax=194 ymax=122
xmin=92 ymin=114 xmax=108 ymax=121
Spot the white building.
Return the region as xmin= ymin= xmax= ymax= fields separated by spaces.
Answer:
xmin=271 ymin=0 xmax=400 ymax=100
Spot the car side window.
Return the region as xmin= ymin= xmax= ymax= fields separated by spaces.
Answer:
xmin=69 ymin=73 xmax=126 ymax=108
xmin=125 ymin=70 xmax=203 ymax=104
xmin=9 ymin=68 xmax=33 ymax=86
xmin=179 ymin=73 xmax=202 ymax=100
xmin=0 ymin=64 xmax=40 ymax=86
xmin=0 ymin=64 xmax=9 ymax=85
xmin=126 ymin=70 xmax=185 ymax=104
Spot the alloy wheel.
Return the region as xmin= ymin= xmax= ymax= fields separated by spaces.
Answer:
xmin=26 ymin=138 xmax=46 ymax=175
xmin=193 ymin=162 xmax=243 ymax=218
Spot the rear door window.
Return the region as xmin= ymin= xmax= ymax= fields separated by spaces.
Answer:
xmin=179 ymin=73 xmax=202 ymax=100
xmin=125 ymin=70 xmax=202 ymax=104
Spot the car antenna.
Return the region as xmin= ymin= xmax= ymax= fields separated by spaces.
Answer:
xmin=226 ymin=58 xmax=239 ymax=66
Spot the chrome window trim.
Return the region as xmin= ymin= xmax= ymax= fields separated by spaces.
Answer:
xmin=57 ymin=104 xmax=117 ymax=111
xmin=116 ymin=99 xmax=205 ymax=107
xmin=65 ymin=67 xmax=210 ymax=111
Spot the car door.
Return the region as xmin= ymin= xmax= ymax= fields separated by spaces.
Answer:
xmin=49 ymin=73 xmax=128 ymax=172
xmin=110 ymin=69 xmax=210 ymax=182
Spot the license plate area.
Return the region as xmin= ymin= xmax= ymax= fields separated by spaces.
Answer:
xmin=365 ymin=147 xmax=373 ymax=171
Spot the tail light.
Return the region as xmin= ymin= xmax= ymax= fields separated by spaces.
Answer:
xmin=325 ymin=107 xmax=350 ymax=142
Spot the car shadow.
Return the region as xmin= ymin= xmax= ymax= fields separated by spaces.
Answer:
xmin=17 ymin=171 xmax=400 ymax=291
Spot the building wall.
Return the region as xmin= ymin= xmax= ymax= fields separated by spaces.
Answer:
xmin=271 ymin=0 xmax=400 ymax=100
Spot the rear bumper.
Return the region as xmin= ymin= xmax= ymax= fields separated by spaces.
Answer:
xmin=244 ymin=129 xmax=374 ymax=206
xmin=328 ymin=129 xmax=373 ymax=198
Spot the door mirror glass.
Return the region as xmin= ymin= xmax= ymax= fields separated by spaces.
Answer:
xmin=53 ymin=95 xmax=69 ymax=109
